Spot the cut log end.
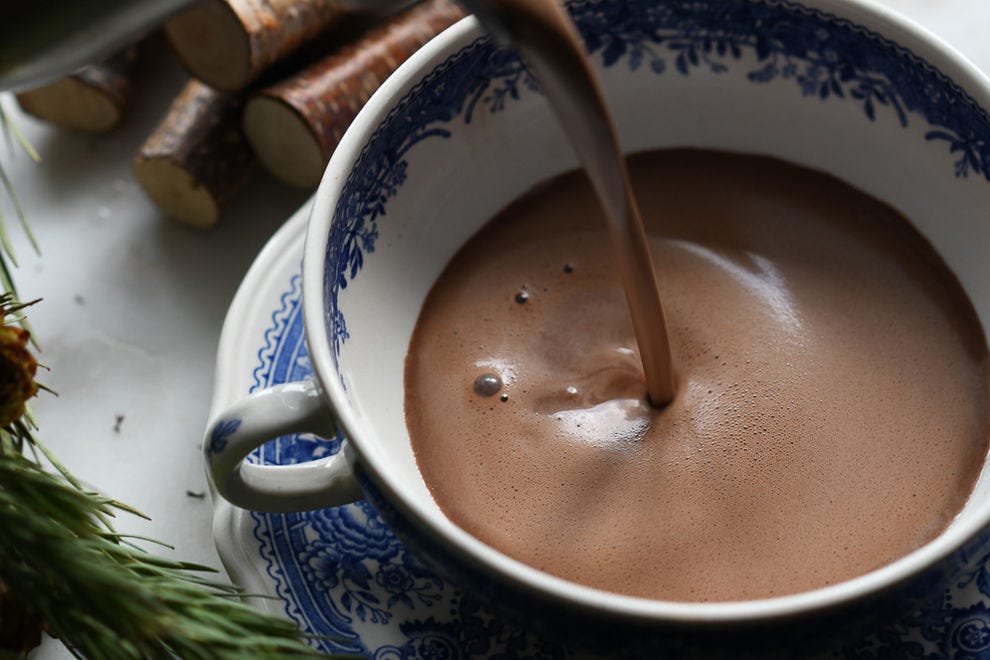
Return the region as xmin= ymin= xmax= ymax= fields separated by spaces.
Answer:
xmin=134 ymin=80 xmax=253 ymax=228
xmin=133 ymin=156 xmax=221 ymax=228
xmin=17 ymin=78 xmax=122 ymax=132
xmin=16 ymin=61 xmax=136 ymax=133
xmin=16 ymin=46 xmax=139 ymax=132
xmin=242 ymin=0 xmax=465 ymax=190
xmin=164 ymin=0 xmax=251 ymax=92
xmin=243 ymin=96 xmax=326 ymax=189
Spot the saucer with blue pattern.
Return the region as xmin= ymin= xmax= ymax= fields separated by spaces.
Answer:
xmin=208 ymin=201 xmax=990 ymax=659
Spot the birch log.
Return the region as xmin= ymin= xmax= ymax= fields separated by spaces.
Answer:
xmin=242 ymin=0 xmax=464 ymax=189
xmin=133 ymin=80 xmax=254 ymax=228
xmin=164 ymin=0 xmax=350 ymax=92
xmin=15 ymin=48 xmax=139 ymax=133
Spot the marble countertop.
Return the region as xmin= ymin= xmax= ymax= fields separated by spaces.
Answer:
xmin=7 ymin=1 xmax=987 ymax=656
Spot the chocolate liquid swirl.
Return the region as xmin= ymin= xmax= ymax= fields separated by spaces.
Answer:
xmin=405 ymin=150 xmax=990 ymax=601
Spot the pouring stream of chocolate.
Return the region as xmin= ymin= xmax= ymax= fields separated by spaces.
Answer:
xmin=469 ymin=0 xmax=676 ymax=405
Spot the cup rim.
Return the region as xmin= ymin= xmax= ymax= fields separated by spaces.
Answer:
xmin=304 ymin=0 xmax=990 ymax=624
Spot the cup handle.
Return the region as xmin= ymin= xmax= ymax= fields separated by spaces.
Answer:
xmin=204 ymin=376 xmax=363 ymax=512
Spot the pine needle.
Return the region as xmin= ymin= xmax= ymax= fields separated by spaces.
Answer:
xmin=0 ymin=161 xmax=39 ymax=255
xmin=0 ymin=197 xmax=19 ymax=267
xmin=0 ymin=105 xmax=40 ymax=163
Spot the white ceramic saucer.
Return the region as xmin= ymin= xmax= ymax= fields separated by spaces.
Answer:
xmin=208 ymin=202 xmax=990 ymax=659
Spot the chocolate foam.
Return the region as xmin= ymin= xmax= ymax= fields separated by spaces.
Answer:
xmin=405 ymin=149 xmax=990 ymax=602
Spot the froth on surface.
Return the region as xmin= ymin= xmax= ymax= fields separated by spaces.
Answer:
xmin=404 ymin=149 xmax=990 ymax=602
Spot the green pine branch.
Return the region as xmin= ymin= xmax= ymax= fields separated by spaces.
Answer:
xmin=0 ymin=448 xmax=320 ymax=659
xmin=0 ymin=100 xmax=337 ymax=657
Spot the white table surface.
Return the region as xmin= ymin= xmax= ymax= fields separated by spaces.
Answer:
xmin=6 ymin=1 xmax=987 ymax=656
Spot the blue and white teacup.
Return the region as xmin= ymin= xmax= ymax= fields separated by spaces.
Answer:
xmin=205 ymin=0 xmax=990 ymax=654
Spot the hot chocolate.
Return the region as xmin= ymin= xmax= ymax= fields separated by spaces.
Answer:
xmin=404 ymin=149 xmax=990 ymax=602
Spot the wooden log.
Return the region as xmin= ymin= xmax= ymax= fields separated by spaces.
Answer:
xmin=242 ymin=0 xmax=465 ymax=189
xmin=164 ymin=0 xmax=351 ymax=92
xmin=15 ymin=48 xmax=139 ymax=133
xmin=133 ymin=79 xmax=254 ymax=228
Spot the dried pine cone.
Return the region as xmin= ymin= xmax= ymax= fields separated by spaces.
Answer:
xmin=0 ymin=579 xmax=44 ymax=654
xmin=0 ymin=323 xmax=37 ymax=428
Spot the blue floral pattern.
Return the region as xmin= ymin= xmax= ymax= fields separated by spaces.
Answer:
xmin=837 ymin=533 xmax=990 ymax=659
xmin=323 ymin=0 xmax=990 ymax=359
xmin=207 ymin=418 xmax=240 ymax=456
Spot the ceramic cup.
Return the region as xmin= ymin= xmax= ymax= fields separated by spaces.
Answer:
xmin=205 ymin=0 xmax=990 ymax=653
